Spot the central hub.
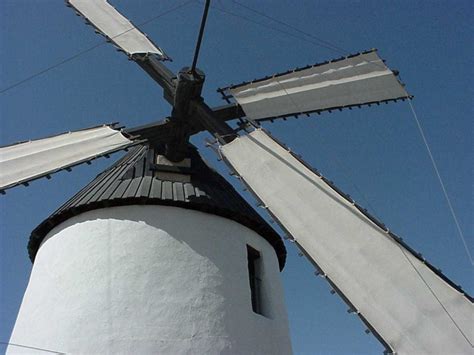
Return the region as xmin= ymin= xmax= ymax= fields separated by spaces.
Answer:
xmin=172 ymin=67 xmax=205 ymax=119
xmin=165 ymin=67 xmax=206 ymax=162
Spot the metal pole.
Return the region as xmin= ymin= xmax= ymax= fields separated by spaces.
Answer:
xmin=190 ymin=0 xmax=211 ymax=73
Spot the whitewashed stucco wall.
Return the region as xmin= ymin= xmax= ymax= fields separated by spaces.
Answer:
xmin=8 ymin=205 xmax=292 ymax=355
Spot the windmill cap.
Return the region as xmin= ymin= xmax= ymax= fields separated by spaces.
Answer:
xmin=28 ymin=144 xmax=286 ymax=269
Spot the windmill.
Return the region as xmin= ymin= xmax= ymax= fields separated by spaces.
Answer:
xmin=1 ymin=0 xmax=472 ymax=354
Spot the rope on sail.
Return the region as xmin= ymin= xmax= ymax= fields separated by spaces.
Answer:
xmin=329 ymin=104 xmax=472 ymax=344
xmin=301 ymin=110 xmax=473 ymax=347
xmin=406 ymin=99 xmax=473 ymax=266
xmin=396 ymin=244 xmax=474 ymax=347
xmin=0 ymin=341 xmax=65 ymax=354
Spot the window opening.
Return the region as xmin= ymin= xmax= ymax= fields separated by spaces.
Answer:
xmin=247 ymin=245 xmax=263 ymax=315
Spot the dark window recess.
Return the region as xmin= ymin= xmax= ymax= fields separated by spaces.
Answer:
xmin=247 ymin=245 xmax=263 ymax=315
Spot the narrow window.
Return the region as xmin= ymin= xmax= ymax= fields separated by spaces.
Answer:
xmin=247 ymin=245 xmax=263 ymax=315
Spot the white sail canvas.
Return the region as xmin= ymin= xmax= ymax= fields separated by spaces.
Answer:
xmin=68 ymin=0 xmax=166 ymax=57
xmin=220 ymin=128 xmax=473 ymax=355
xmin=0 ymin=125 xmax=133 ymax=190
xmin=227 ymin=51 xmax=409 ymax=120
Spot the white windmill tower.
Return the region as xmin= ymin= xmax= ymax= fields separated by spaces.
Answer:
xmin=2 ymin=1 xmax=472 ymax=354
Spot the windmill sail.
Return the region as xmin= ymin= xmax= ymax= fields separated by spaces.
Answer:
xmin=220 ymin=128 xmax=473 ymax=354
xmin=0 ymin=125 xmax=135 ymax=191
xmin=67 ymin=0 xmax=167 ymax=59
xmin=220 ymin=50 xmax=410 ymax=121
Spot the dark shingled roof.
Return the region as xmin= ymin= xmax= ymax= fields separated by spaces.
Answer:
xmin=28 ymin=144 xmax=286 ymax=269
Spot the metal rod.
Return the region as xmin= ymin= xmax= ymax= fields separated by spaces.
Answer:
xmin=190 ymin=99 xmax=237 ymax=144
xmin=190 ymin=0 xmax=211 ymax=73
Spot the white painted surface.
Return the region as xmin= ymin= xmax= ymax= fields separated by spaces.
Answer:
xmin=8 ymin=205 xmax=291 ymax=355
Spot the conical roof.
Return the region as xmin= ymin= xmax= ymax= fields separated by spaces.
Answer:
xmin=28 ymin=144 xmax=286 ymax=269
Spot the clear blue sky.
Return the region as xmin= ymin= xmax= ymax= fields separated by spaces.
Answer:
xmin=1 ymin=1 xmax=472 ymax=354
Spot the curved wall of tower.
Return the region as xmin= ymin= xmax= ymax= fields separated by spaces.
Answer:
xmin=8 ymin=205 xmax=292 ymax=354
